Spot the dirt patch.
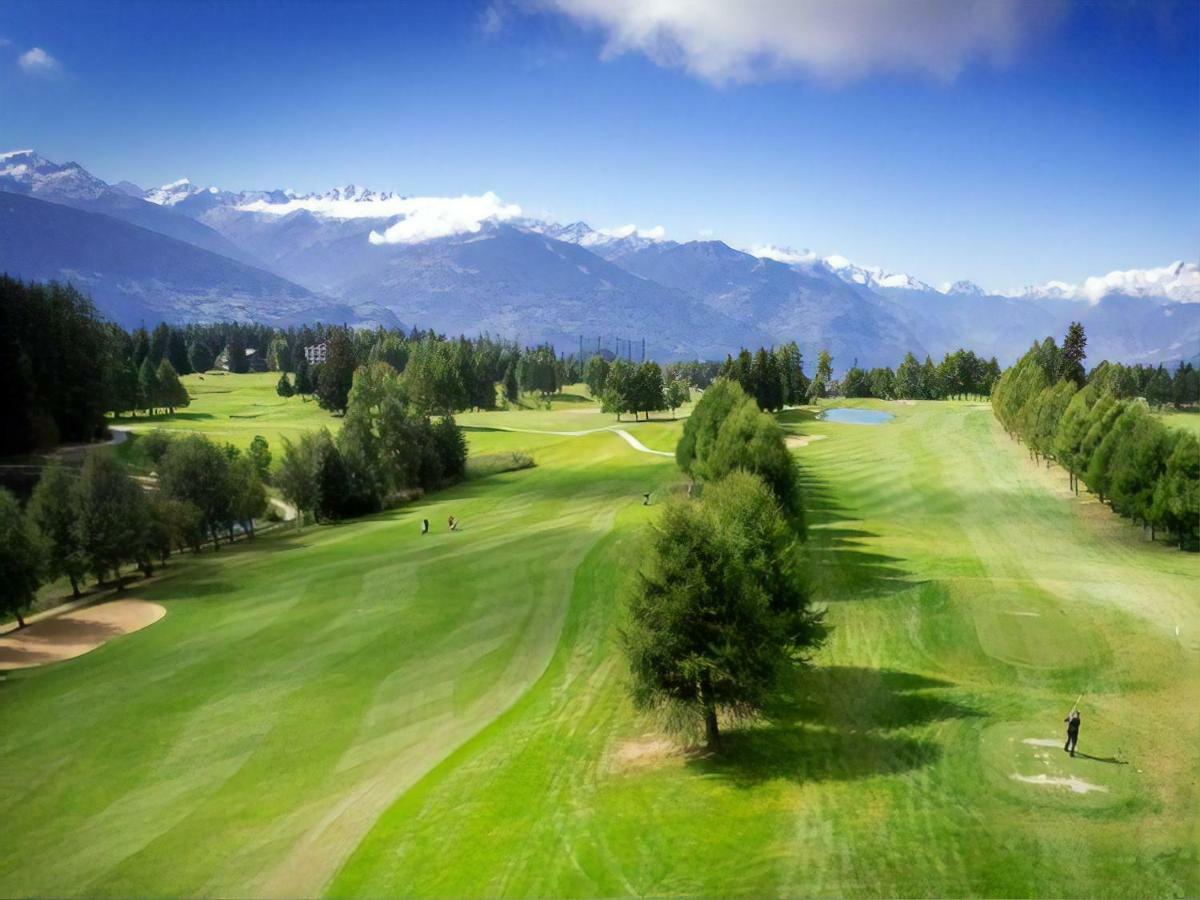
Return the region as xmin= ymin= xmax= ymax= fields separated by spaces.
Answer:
xmin=0 ymin=599 xmax=165 ymax=670
xmin=1010 ymin=773 xmax=1109 ymax=794
xmin=786 ymin=434 xmax=827 ymax=448
xmin=896 ymin=400 xmax=918 ymax=406
xmin=1022 ymin=738 xmax=1063 ymax=748
xmin=613 ymin=735 xmax=678 ymax=770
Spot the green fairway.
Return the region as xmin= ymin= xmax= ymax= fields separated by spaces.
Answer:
xmin=331 ymin=400 xmax=1199 ymax=898
xmin=112 ymin=371 xmax=340 ymax=452
xmin=1159 ymin=408 xmax=1200 ymax=435
xmin=3 ymin=395 xmax=1197 ymax=897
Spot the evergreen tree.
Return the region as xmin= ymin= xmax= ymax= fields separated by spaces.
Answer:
xmin=225 ymin=331 xmax=249 ymax=374
xmin=276 ymin=372 xmax=294 ymax=397
xmin=293 ymin=354 xmax=314 ymax=396
xmin=155 ymin=360 xmax=189 ymax=413
xmin=167 ymin=329 xmax=191 ymax=375
xmin=623 ymin=471 xmax=824 ymax=749
xmin=503 ymin=361 xmax=520 ymax=404
xmin=316 ymin=329 xmax=357 ymax=414
xmin=138 ymin=356 xmax=162 ymax=414
xmin=1061 ymin=322 xmax=1087 ymax=386
xmin=0 ymin=488 xmax=44 ymax=629
xmin=187 ymin=340 xmax=215 ymax=374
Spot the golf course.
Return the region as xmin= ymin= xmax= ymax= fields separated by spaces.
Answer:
xmin=1 ymin=383 xmax=1196 ymax=897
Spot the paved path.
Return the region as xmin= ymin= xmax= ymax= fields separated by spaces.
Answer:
xmin=484 ymin=422 xmax=676 ymax=459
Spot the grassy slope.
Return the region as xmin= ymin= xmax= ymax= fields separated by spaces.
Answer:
xmin=1159 ymin=409 xmax=1200 ymax=435
xmin=112 ymin=371 xmax=338 ymax=452
xmin=0 ymin=423 xmax=680 ymax=897
xmin=330 ymin=400 xmax=1199 ymax=898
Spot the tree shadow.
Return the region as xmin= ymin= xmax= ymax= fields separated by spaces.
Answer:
xmin=111 ymin=411 xmax=216 ymax=424
xmin=1072 ymin=752 xmax=1129 ymax=766
xmin=686 ymin=666 xmax=974 ymax=787
xmin=797 ymin=467 xmax=920 ymax=601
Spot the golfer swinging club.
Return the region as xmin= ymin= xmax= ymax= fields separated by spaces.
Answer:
xmin=1064 ymin=697 xmax=1082 ymax=757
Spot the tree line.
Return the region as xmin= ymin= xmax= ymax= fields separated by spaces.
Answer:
xmin=583 ymin=357 xmax=691 ymax=420
xmin=276 ymin=361 xmax=468 ymax=524
xmin=1 ymin=431 xmax=271 ymax=627
xmin=992 ymin=325 xmax=1199 ymax=550
xmin=842 ymin=349 xmax=1001 ymax=401
xmin=623 ymin=378 xmax=824 ymax=749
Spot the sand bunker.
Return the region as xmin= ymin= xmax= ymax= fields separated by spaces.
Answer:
xmin=1006 ymin=611 xmax=1041 ymax=618
xmin=1011 ymin=773 xmax=1109 ymax=794
xmin=0 ymin=600 xmax=165 ymax=670
xmin=786 ymin=434 xmax=827 ymax=448
xmin=1022 ymin=738 xmax=1064 ymax=748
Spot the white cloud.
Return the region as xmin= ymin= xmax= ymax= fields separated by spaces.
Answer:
xmin=18 ymin=46 xmax=60 ymax=75
xmin=539 ymin=0 xmax=1062 ymax=83
xmin=1008 ymin=262 xmax=1200 ymax=304
xmin=749 ymin=244 xmax=816 ymax=264
xmin=599 ymin=223 xmax=665 ymax=240
xmin=237 ymin=190 xmax=522 ymax=245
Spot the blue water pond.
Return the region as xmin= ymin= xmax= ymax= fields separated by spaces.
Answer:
xmin=819 ymin=408 xmax=895 ymax=425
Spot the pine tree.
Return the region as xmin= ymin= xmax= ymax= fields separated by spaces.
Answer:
xmin=139 ymin=356 xmax=162 ymax=414
xmin=156 ymin=360 xmax=189 ymax=413
xmin=1061 ymin=322 xmax=1087 ymax=386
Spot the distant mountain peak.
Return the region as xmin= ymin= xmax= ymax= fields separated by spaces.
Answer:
xmin=939 ymin=279 xmax=986 ymax=296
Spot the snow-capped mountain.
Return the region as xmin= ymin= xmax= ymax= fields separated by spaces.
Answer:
xmin=144 ymin=177 xmax=214 ymax=207
xmin=536 ymin=221 xmax=670 ymax=260
xmin=749 ymin=244 xmax=933 ymax=293
xmin=3 ymin=148 xmax=1198 ymax=364
xmin=0 ymin=149 xmax=110 ymax=200
xmin=940 ymin=280 xmax=987 ymax=296
xmin=1012 ymin=261 xmax=1200 ymax=304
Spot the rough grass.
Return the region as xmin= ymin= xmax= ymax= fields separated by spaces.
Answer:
xmin=3 ymin=392 xmax=1196 ymax=898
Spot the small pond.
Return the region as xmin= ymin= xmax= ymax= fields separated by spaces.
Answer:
xmin=819 ymin=408 xmax=895 ymax=425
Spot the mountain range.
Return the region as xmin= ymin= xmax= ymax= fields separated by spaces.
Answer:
xmin=1 ymin=149 xmax=1196 ymax=368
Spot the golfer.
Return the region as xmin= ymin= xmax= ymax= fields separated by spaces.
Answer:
xmin=421 ymin=518 xmax=429 ymax=535
xmin=1064 ymin=710 xmax=1081 ymax=756
xmin=643 ymin=492 xmax=651 ymax=506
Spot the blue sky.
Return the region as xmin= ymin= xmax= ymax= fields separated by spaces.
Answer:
xmin=1 ymin=0 xmax=1196 ymax=290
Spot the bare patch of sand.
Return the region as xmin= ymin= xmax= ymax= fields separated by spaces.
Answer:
xmin=0 ymin=599 xmax=165 ymax=670
xmin=1007 ymin=611 xmax=1041 ymax=617
xmin=1011 ymin=773 xmax=1109 ymax=794
xmin=896 ymin=400 xmax=918 ymax=406
xmin=786 ymin=434 xmax=827 ymax=448
xmin=613 ymin=735 xmax=678 ymax=770
xmin=1022 ymin=738 xmax=1064 ymax=748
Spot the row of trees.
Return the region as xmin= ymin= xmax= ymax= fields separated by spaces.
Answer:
xmin=841 ymin=349 xmax=1001 ymax=401
xmin=588 ymin=358 xmax=691 ymax=420
xmin=276 ymin=362 xmax=468 ymax=524
xmin=993 ymin=329 xmax=1198 ymax=550
xmin=1 ymin=431 xmax=271 ymax=627
xmin=718 ymin=343 xmax=811 ymax=411
xmin=1087 ymin=359 xmax=1198 ymax=409
xmin=625 ymin=379 xmax=823 ymax=748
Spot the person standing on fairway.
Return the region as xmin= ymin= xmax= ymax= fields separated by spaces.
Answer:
xmin=421 ymin=518 xmax=429 ymax=535
xmin=1064 ymin=709 xmax=1081 ymax=756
